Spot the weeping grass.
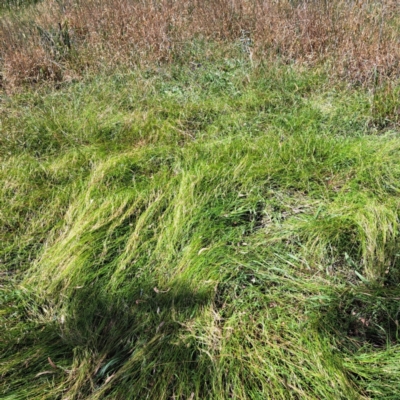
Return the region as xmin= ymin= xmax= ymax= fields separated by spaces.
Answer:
xmin=1 ymin=55 xmax=400 ymax=399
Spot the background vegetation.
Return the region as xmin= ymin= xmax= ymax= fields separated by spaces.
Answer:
xmin=1 ymin=1 xmax=400 ymax=399
xmin=1 ymin=0 xmax=400 ymax=90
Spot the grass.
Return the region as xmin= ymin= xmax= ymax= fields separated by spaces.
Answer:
xmin=1 ymin=0 xmax=400 ymax=91
xmin=1 ymin=50 xmax=400 ymax=399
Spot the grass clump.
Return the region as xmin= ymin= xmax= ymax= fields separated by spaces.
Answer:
xmin=1 ymin=56 xmax=400 ymax=399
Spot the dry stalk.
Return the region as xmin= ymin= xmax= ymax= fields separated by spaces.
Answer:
xmin=0 ymin=0 xmax=399 ymax=90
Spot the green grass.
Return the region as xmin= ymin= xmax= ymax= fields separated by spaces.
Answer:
xmin=0 ymin=0 xmax=40 ymax=12
xmin=1 ymin=53 xmax=400 ymax=399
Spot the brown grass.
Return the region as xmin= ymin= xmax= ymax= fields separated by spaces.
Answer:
xmin=1 ymin=0 xmax=399 ymax=90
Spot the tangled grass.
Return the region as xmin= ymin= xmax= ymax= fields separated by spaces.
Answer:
xmin=1 ymin=56 xmax=400 ymax=398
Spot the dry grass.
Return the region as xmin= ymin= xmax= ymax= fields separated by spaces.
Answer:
xmin=1 ymin=0 xmax=400 ymax=90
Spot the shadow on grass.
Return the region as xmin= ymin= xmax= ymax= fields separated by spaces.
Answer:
xmin=317 ymin=286 xmax=400 ymax=352
xmin=1 ymin=280 xmax=214 ymax=399
xmin=66 ymin=280 xmax=212 ymax=397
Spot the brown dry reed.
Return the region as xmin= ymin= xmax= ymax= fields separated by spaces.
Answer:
xmin=0 ymin=0 xmax=399 ymax=90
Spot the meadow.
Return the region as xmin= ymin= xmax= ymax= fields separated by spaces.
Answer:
xmin=1 ymin=1 xmax=400 ymax=399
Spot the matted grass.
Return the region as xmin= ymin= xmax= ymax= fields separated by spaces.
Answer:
xmin=1 ymin=55 xmax=400 ymax=399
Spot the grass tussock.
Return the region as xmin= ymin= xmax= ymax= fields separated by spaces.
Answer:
xmin=1 ymin=57 xmax=400 ymax=398
xmin=1 ymin=0 xmax=400 ymax=90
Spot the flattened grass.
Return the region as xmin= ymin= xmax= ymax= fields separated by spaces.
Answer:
xmin=1 ymin=57 xmax=400 ymax=399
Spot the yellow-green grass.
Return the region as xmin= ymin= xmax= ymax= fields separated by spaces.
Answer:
xmin=1 ymin=56 xmax=400 ymax=399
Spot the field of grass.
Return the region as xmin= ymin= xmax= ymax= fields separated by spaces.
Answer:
xmin=1 ymin=0 xmax=400 ymax=90
xmin=1 ymin=1 xmax=400 ymax=400
xmin=2 ymin=50 xmax=400 ymax=399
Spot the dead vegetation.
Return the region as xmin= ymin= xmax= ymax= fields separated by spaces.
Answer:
xmin=0 ymin=0 xmax=399 ymax=90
